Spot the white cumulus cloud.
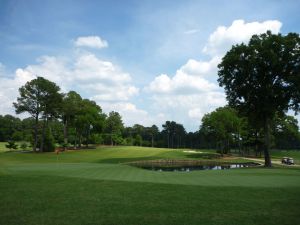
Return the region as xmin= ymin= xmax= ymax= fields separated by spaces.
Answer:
xmin=75 ymin=36 xmax=108 ymax=49
xmin=0 ymin=51 xmax=140 ymax=122
xmin=179 ymin=56 xmax=221 ymax=77
xmin=144 ymin=57 xmax=226 ymax=127
xmin=0 ymin=65 xmax=36 ymax=116
xmin=203 ymin=19 xmax=282 ymax=56
xmin=145 ymin=19 xmax=283 ymax=130
xmin=0 ymin=20 xmax=288 ymax=130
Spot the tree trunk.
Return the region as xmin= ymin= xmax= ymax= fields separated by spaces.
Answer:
xmin=167 ymin=133 xmax=169 ymax=148
xmin=74 ymin=128 xmax=77 ymax=149
xmin=40 ymin=118 xmax=47 ymax=152
xmin=33 ymin=113 xmax=39 ymax=152
xmin=79 ymin=134 xmax=82 ymax=147
xmin=263 ymin=118 xmax=272 ymax=167
xmin=151 ymin=135 xmax=154 ymax=148
xmin=63 ymin=117 xmax=68 ymax=150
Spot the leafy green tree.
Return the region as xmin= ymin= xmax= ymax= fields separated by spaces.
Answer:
xmin=21 ymin=117 xmax=35 ymax=142
xmin=273 ymin=115 xmax=300 ymax=149
xmin=104 ymin=111 xmax=124 ymax=145
xmin=0 ymin=115 xmax=22 ymax=141
xmin=162 ymin=121 xmax=175 ymax=148
xmin=42 ymin=127 xmax=56 ymax=152
xmin=174 ymin=123 xmax=186 ymax=148
xmin=162 ymin=121 xmax=186 ymax=148
xmin=39 ymin=82 xmax=63 ymax=152
xmin=186 ymin=131 xmax=207 ymax=149
xmin=148 ymin=125 xmax=159 ymax=147
xmin=49 ymin=119 xmax=64 ymax=144
xmin=200 ymin=107 xmax=242 ymax=154
xmin=134 ymin=134 xmax=143 ymax=146
xmin=74 ymin=99 xmax=105 ymax=147
xmin=241 ymin=122 xmax=264 ymax=156
xmin=131 ymin=124 xmax=145 ymax=146
xmin=13 ymin=77 xmax=63 ymax=152
xmin=218 ymin=31 xmax=300 ymax=166
xmin=61 ymin=91 xmax=82 ymax=147
xmin=12 ymin=130 xmax=23 ymax=141
xmin=90 ymin=133 xmax=103 ymax=145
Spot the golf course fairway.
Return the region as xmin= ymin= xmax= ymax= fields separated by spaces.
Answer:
xmin=1 ymin=146 xmax=300 ymax=225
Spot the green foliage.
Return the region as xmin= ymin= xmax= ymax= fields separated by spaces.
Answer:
xmin=40 ymin=128 xmax=55 ymax=152
xmin=13 ymin=77 xmax=63 ymax=152
xmin=62 ymin=91 xmax=82 ymax=121
xmin=104 ymin=111 xmax=124 ymax=145
xmin=1 ymin=69 xmax=299 ymax=154
xmin=60 ymin=142 xmax=70 ymax=149
xmin=20 ymin=142 xmax=28 ymax=150
xmin=11 ymin=131 xmax=23 ymax=141
xmin=90 ymin=133 xmax=103 ymax=144
xmin=218 ymin=31 xmax=300 ymax=166
xmin=218 ymin=31 xmax=300 ymax=121
xmin=74 ymin=99 xmax=106 ymax=147
xmin=13 ymin=76 xmax=63 ymax=118
xmin=49 ymin=120 xmax=64 ymax=144
xmin=274 ymin=115 xmax=300 ymax=149
xmin=0 ymin=115 xmax=22 ymax=141
xmin=162 ymin=121 xmax=186 ymax=148
xmin=5 ymin=140 xmax=18 ymax=150
xmin=134 ymin=134 xmax=143 ymax=146
xmin=200 ymin=107 xmax=243 ymax=154
xmin=61 ymin=91 xmax=83 ymax=145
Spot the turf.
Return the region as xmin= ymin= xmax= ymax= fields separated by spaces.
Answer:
xmin=1 ymin=145 xmax=300 ymax=225
xmin=270 ymin=150 xmax=300 ymax=164
xmin=0 ymin=142 xmax=8 ymax=152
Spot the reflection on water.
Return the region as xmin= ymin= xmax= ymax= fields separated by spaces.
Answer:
xmin=138 ymin=163 xmax=259 ymax=172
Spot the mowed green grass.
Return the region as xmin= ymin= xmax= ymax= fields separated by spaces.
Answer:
xmin=0 ymin=142 xmax=8 ymax=152
xmin=271 ymin=149 xmax=300 ymax=164
xmin=1 ymin=145 xmax=300 ymax=225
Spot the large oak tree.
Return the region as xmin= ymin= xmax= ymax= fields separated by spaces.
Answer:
xmin=218 ymin=31 xmax=300 ymax=166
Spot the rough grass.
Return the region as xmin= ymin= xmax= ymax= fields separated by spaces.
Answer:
xmin=0 ymin=142 xmax=30 ymax=152
xmin=1 ymin=144 xmax=300 ymax=225
xmin=0 ymin=142 xmax=8 ymax=152
xmin=271 ymin=150 xmax=300 ymax=164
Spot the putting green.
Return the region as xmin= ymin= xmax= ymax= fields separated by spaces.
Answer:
xmin=1 ymin=146 xmax=300 ymax=225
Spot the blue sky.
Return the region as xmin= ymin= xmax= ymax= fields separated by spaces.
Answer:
xmin=1 ymin=0 xmax=300 ymax=131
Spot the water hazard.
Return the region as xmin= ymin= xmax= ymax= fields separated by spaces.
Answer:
xmin=128 ymin=160 xmax=260 ymax=172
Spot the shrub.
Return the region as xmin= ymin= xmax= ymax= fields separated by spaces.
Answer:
xmin=5 ymin=141 xmax=18 ymax=150
xmin=20 ymin=142 xmax=28 ymax=150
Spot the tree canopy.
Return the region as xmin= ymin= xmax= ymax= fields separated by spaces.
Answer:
xmin=13 ymin=77 xmax=63 ymax=152
xmin=218 ymin=31 xmax=300 ymax=166
xmin=200 ymin=107 xmax=243 ymax=154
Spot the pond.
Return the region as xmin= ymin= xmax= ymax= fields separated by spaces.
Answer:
xmin=128 ymin=160 xmax=260 ymax=172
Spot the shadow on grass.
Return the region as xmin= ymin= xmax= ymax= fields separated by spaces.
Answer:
xmin=4 ymin=150 xmax=33 ymax=153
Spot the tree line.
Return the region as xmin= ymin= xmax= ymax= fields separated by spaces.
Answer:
xmin=1 ymin=99 xmax=299 ymax=152
xmin=1 ymin=76 xmax=195 ymax=151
